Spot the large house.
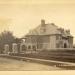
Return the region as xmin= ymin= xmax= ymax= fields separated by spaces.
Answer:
xmin=21 ymin=19 xmax=73 ymax=51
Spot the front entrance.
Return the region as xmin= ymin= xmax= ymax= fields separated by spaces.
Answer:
xmin=64 ymin=43 xmax=67 ymax=48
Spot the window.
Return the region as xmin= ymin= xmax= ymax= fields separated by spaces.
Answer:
xmin=28 ymin=45 xmax=31 ymax=49
xmin=43 ymin=28 xmax=46 ymax=32
xmin=37 ymin=44 xmax=42 ymax=49
xmin=56 ymin=35 xmax=61 ymax=40
xmin=22 ymin=45 xmax=26 ymax=51
xmin=56 ymin=43 xmax=60 ymax=48
xmin=41 ymin=27 xmax=46 ymax=33
xmin=32 ymin=45 xmax=36 ymax=51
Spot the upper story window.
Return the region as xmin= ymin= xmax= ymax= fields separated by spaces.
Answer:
xmin=56 ymin=35 xmax=61 ymax=40
xmin=43 ymin=28 xmax=46 ymax=33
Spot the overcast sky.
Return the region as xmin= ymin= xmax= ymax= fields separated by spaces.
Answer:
xmin=0 ymin=0 xmax=75 ymax=43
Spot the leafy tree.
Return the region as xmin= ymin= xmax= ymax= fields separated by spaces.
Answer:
xmin=0 ymin=31 xmax=16 ymax=53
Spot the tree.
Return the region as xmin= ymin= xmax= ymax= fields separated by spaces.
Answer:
xmin=0 ymin=31 xmax=16 ymax=53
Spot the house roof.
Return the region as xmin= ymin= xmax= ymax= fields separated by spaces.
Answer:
xmin=23 ymin=20 xmax=73 ymax=38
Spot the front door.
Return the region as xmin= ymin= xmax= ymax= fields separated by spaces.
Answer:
xmin=64 ymin=43 xmax=67 ymax=48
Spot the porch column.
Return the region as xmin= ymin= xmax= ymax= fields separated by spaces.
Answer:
xmin=4 ymin=44 xmax=9 ymax=54
xmin=12 ymin=43 xmax=18 ymax=53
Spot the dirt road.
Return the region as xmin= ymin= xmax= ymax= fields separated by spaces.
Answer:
xmin=0 ymin=57 xmax=62 ymax=71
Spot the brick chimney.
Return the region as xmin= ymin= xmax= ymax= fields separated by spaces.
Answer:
xmin=41 ymin=19 xmax=45 ymax=26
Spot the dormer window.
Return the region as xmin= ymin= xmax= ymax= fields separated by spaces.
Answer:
xmin=40 ymin=27 xmax=46 ymax=33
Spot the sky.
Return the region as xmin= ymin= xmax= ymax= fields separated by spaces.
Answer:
xmin=0 ymin=0 xmax=75 ymax=43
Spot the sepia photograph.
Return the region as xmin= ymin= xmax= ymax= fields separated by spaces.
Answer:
xmin=0 ymin=0 xmax=75 ymax=71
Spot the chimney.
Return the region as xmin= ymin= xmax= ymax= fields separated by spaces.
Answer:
xmin=41 ymin=19 xmax=45 ymax=26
